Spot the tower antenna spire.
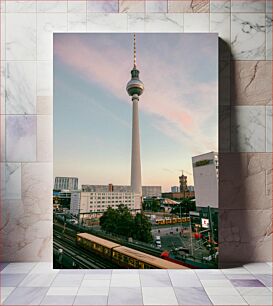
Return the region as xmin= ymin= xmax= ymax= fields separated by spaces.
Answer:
xmin=133 ymin=34 xmax=136 ymax=68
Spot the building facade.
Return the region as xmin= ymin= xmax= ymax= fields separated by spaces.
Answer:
xmin=82 ymin=184 xmax=161 ymax=198
xmin=70 ymin=191 xmax=137 ymax=217
xmin=192 ymin=152 xmax=218 ymax=208
xmin=171 ymin=186 xmax=179 ymax=193
xmin=54 ymin=177 xmax=78 ymax=190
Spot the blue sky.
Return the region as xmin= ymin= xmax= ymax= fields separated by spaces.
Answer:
xmin=54 ymin=33 xmax=218 ymax=192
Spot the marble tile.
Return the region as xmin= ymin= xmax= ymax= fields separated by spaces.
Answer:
xmin=37 ymin=1 xmax=67 ymax=13
xmin=81 ymin=279 xmax=110 ymax=287
xmin=1 ymin=273 xmax=27 ymax=287
xmin=195 ymin=270 xmax=227 ymax=280
xmin=146 ymin=0 xmax=167 ymax=13
xmin=231 ymin=61 xmax=272 ymax=105
xmin=266 ymin=0 xmax=272 ymax=12
xmin=6 ymin=115 xmax=36 ymax=162
xmin=174 ymin=287 xmax=212 ymax=305
xmin=231 ymin=106 xmax=266 ymax=152
xmin=169 ymin=270 xmax=203 ymax=287
xmin=29 ymin=262 xmax=56 ymax=274
xmin=110 ymin=274 xmax=140 ymax=287
xmin=6 ymin=1 xmax=36 ymax=12
xmin=204 ymin=286 xmax=240 ymax=296
xmin=208 ymin=295 xmax=248 ymax=305
xmin=144 ymin=13 xmax=183 ymax=32
xmin=128 ymin=13 xmax=144 ymax=32
xmin=1 ymin=263 xmax=36 ymax=274
xmin=3 ymin=287 xmax=48 ymax=305
xmin=1 ymin=64 xmax=6 ymax=114
xmin=236 ymin=287 xmax=271 ymax=296
xmin=0 ymin=262 xmax=9 ymax=271
xmin=244 ymin=262 xmax=273 ymax=274
xmin=219 ymin=60 xmax=231 ymax=106
xmin=108 ymin=287 xmax=143 ymax=305
xmin=6 ymin=13 xmax=36 ymax=60
xmin=37 ymin=115 xmax=53 ymax=162
xmin=2 ymin=163 xmax=21 ymax=200
xmin=68 ymin=13 xmax=87 ymax=32
xmin=37 ymin=96 xmax=53 ymax=115
xmin=266 ymin=13 xmax=272 ymax=60
xmin=119 ymin=0 xmax=144 ymax=13
xmin=6 ymin=61 xmax=36 ymax=114
xmin=254 ymin=274 xmax=273 ymax=287
xmin=46 ymin=286 xmax=79 ymax=296
xmin=140 ymin=270 xmax=171 ymax=287
xmin=142 ymin=287 xmax=178 ymax=305
xmin=222 ymin=266 xmax=261 ymax=275
xmin=231 ymin=279 xmax=265 ymax=287
xmin=37 ymin=61 xmax=53 ymax=97
xmin=231 ymin=0 xmax=266 ymax=13
xmin=0 ymin=0 xmax=6 ymax=12
xmin=225 ymin=274 xmax=256 ymax=279
xmin=73 ymin=295 xmax=108 ymax=305
xmin=243 ymin=295 xmax=272 ymax=305
xmin=83 ymin=273 xmax=111 ymax=280
xmin=68 ymin=0 xmax=87 ymax=13
xmin=210 ymin=0 xmax=231 ymax=12
xmin=37 ymin=13 xmax=67 ymax=61
xmin=1 ymin=12 xmax=6 ymax=60
xmin=184 ymin=13 xmax=209 ymax=32
xmin=266 ymin=106 xmax=272 ymax=152
xmin=77 ymin=286 xmax=109 ymax=296
xmin=201 ymin=279 xmax=234 ymax=287
xmin=87 ymin=13 xmax=127 ymax=32
xmin=210 ymin=13 xmax=230 ymax=59
xmin=168 ymin=0 xmax=209 ymax=13
xmin=41 ymin=295 xmax=75 ymax=305
xmin=52 ymin=274 xmax=84 ymax=287
xmin=231 ymin=13 xmax=266 ymax=60
xmin=1 ymin=287 xmax=15 ymax=304
xmin=87 ymin=0 xmax=118 ymax=13
xmin=19 ymin=273 xmax=56 ymax=287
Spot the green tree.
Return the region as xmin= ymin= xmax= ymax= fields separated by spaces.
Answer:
xmin=171 ymin=198 xmax=196 ymax=215
xmin=133 ymin=213 xmax=153 ymax=243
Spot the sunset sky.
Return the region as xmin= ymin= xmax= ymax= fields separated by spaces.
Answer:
xmin=53 ymin=33 xmax=218 ymax=192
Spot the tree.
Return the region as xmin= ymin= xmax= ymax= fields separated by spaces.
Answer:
xmin=171 ymin=198 xmax=196 ymax=215
xmin=133 ymin=213 xmax=153 ymax=243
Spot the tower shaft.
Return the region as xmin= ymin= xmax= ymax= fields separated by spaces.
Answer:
xmin=131 ymin=94 xmax=142 ymax=196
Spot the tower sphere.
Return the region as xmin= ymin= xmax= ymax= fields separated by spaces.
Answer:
xmin=126 ymin=68 xmax=144 ymax=97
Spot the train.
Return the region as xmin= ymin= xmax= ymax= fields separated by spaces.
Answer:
xmin=76 ymin=232 xmax=187 ymax=269
xmin=155 ymin=216 xmax=190 ymax=225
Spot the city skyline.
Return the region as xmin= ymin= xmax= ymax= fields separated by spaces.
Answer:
xmin=54 ymin=33 xmax=218 ymax=192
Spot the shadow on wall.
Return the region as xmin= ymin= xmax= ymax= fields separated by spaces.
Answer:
xmin=218 ymin=38 xmax=272 ymax=268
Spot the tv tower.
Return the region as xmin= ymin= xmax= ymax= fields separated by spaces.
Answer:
xmin=126 ymin=34 xmax=144 ymax=209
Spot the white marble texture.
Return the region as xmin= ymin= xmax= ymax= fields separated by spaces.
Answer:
xmin=144 ymin=13 xmax=183 ymax=32
xmin=6 ymin=1 xmax=37 ymax=13
xmin=36 ymin=96 xmax=53 ymax=115
xmin=231 ymin=0 xmax=266 ymax=13
xmin=6 ymin=115 xmax=36 ymax=162
xmin=6 ymin=61 xmax=36 ymax=115
xmin=1 ymin=63 xmax=5 ymax=114
xmin=6 ymin=13 xmax=36 ymax=60
xmin=168 ymin=0 xmax=209 ymax=13
xmin=1 ymin=163 xmax=21 ymax=200
xmin=231 ymin=106 xmax=266 ymax=152
xmin=87 ymin=13 xmax=127 ymax=32
xmin=266 ymin=0 xmax=272 ymax=12
xmin=1 ymin=115 xmax=5 ymax=161
xmin=128 ymin=13 xmax=144 ymax=32
xmin=87 ymin=0 xmax=118 ymax=13
xmin=146 ymin=0 xmax=167 ymax=13
xmin=37 ymin=1 xmax=68 ymax=13
xmin=184 ymin=13 xmax=209 ymax=32
xmin=1 ymin=12 xmax=6 ymax=60
xmin=68 ymin=1 xmax=87 ymax=13
xmin=68 ymin=13 xmax=87 ymax=32
xmin=231 ymin=13 xmax=266 ymax=60
xmin=37 ymin=115 xmax=53 ymax=162
xmin=266 ymin=106 xmax=272 ymax=152
xmin=37 ymin=61 xmax=53 ymax=97
xmin=210 ymin=0 xmax=231 ymax=12
xmin=119 ymin=0 xmax=145 ymax=13
xmin=37 ymin=13 xmax=68 ymax=61
xmin=266 ymin=13 xmax=272 ymax=60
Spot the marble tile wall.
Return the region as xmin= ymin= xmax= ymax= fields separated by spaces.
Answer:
xmin=0 ymin=0 xmax=272 ymax=264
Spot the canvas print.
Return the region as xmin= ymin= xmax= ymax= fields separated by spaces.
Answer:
xmin=53 ymin=33 xmax=218 ymax=269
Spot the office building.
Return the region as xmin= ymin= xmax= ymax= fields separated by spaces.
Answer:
xmin=54 ymin=177 xmax=78 ymax=191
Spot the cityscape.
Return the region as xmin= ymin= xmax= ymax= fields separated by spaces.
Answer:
xmin=53 ymin=33 xmax=218 ymax=269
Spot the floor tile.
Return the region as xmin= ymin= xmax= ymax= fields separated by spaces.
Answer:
xmin=108 ymin=287 xmax=143 ymax=305
xmin=196 ymin=270 xmax=226 ymax=280
xmin=208 ymin=295 xmax=248 ymax=305
xmin=81 ymin=279 xmax=110 ymax=287
xmin=231 ymin=279 xmax=265 ymax=287
xmin=3 ymin=287 xmax=48 ymax=305
xmin=46 ymin=287 xmax=79 ymax=296
xmin=254 ymin=274 xmax=273 ymax=287
xmin=1 ymin=263 xmax=36 ymax=274
xmin=244 ymin=263 xmax=272 ymax=274
xmin=29 ymin=263 xmax=58 ymax=274
xmin=140 ymin=270 xmax=171 ymax=287
xmin=225 ymin=274 xmax=256 ymax=280
xmin=73 ymin=295 xmax=108 ymax=305
xmin=204 ymin=286 xmax=240 ymax=296
xmin=0 ymin=263 xmax=9 ymax=272
xmin=85 ymin=269 xmax=112 ymax=275
xmin=221 ymin=267 xmax=251 ymax=275
xmin=77 ymin=286 xmax=109 ymax=296
xmin=19 ymin=273 xmax=57 ymax=287
xmin=51 ymin=274 xmax=84 ymax=287
xmin=201 ymin=279 xmax=234 ymax=287
xmin=1 ymin=274 xmax=27 ymax=287
xmin=142 ymin=287 xmax=178 ymax=305
xmin=174 ymin=287 xmax=212 ymax=305
xmin=59 ymin=269 xmax=86 ymax=275
xmin=0 ymin=287 xmax=15 ymax=303
xmin=110 ymin=274 xmax=140 ymax=287
xmin=83 ymin=273 xmax=111 ymax=280
xmin=169 ymin=270 xmax=202 ymax=287
xmin=237 ymin=286 xmax=272 ymax=295
xmin=243 ymin=295 xmax=272 ymax=305
xmin=40 ymin=295 xmax=75 ymax=305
